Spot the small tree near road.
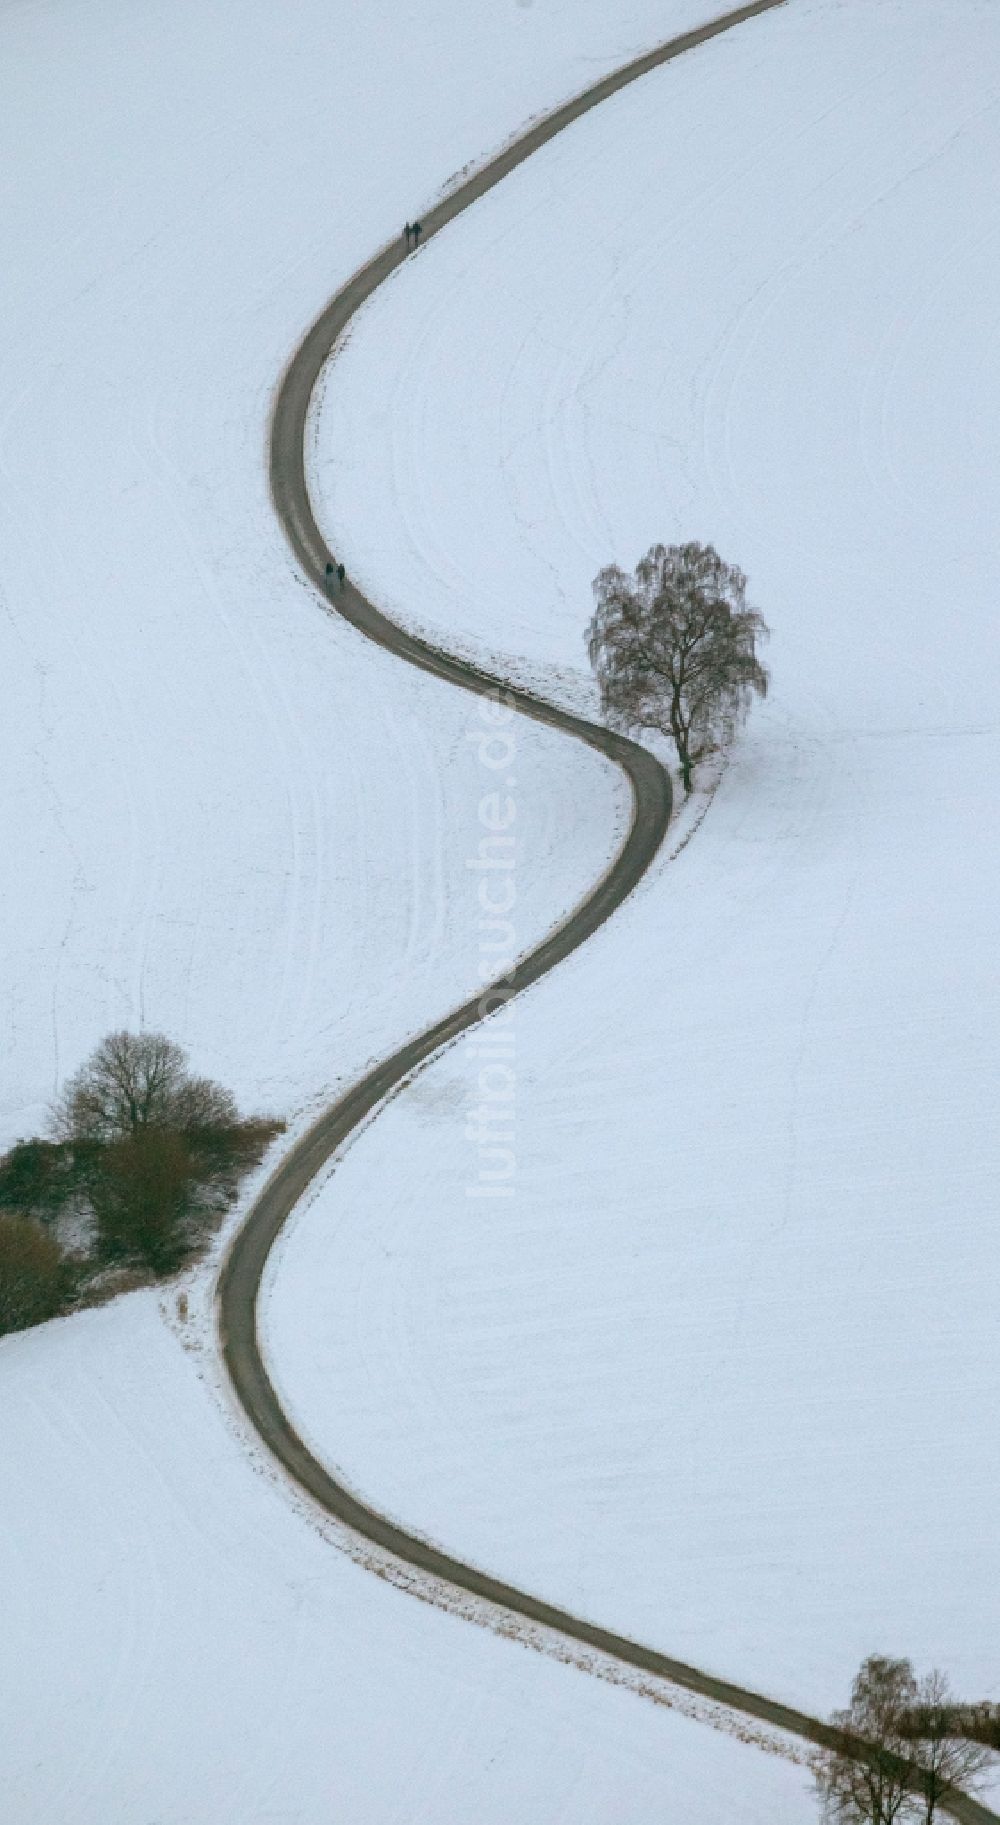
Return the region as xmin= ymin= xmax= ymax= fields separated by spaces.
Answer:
xmin=587 ymin=541 xmax=769 ymax=793
xmin=0 ymin=1138 xmax=78 ymax=1224
xmin=816 ymin=1656 xmax=993 ymax=1825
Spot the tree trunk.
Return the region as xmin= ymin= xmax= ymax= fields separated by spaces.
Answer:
xmin=669 ymin=687 xmax=694 ymax=794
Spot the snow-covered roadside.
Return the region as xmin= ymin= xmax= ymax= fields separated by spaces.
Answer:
xmin=289 ymin=0 xmax=1000 ymax=1720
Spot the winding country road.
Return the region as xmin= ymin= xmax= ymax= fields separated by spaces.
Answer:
xmin=217 ymin=3 xmax=997 ymax=1817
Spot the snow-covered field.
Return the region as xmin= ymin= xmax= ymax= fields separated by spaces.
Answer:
xmin=285 ymin=0 xmax=1000 ymax=1721
xmin=0 ymin=0 xmax=724 ymax=1150
xmin=1 ymin=0 xmax=826 ymax=1819
xmin=1 ymin=1292 xmax=816 ymax=1824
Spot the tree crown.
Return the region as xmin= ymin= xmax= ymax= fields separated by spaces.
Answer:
xmin=586 ymin=540 xmax=768 ymax=790
xmin=53 ymin=1030 xmax=237 ymax=1144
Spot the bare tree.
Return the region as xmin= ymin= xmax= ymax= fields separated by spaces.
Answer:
xmin=0 ymin=1034 xmax=284 ymax=1322
xmin=587 ymin=541 xmax=768 ymax=793
xmin=902 ymin=1669 xmax=993 ymax=1824
xmin=817 ymin=1657 xmax=920 ymax=1825
xmin=42 ymin=1031 xmax=283 ymax=1279
xmin=817 ymin=1658 xmax=994 ymax=1825
xmin=934 ymin=1703 xmax=1000 ymax=1753
xmin=54 ymin=1031 xmax=236 ymax=1144
xmin=0 ymin=1138 xmax=77 ymax=1223
xmin=89 ymin=1129 xmax=194 ymax=1273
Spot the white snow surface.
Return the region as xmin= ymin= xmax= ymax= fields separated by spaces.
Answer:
xmin=0 ymin=1294 xmax=813 ymax=1824
xmin=0 ymin=0 xmax=824 ymax=1819
xmin=285 ymin=0 xmax=1000 ymax=1721
xmin=0 ymin=0 xmax=722 ymax=1149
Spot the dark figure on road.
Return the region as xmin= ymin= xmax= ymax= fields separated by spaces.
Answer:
xmin=404 ymin=222 xmax=412 ymax=248
xmin=325 ymin=562 xmax=336 ymax=587
xmin=412 ymin=220 xmax=422 ymax=246
xmin=336 ymin=563 xmax=345 ymax=590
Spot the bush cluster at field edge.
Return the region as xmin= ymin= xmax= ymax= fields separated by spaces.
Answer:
xmin=0 ymin=1032 xmax=283 ymax=1337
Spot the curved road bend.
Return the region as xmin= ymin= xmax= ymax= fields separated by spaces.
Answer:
xmin=217 ymin=3 xmax=997 ymax=1818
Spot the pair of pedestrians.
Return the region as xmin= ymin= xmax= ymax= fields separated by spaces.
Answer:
xmin=403 ymin=220 xmax=423 ymax=249
xmin=325 ymin=561 xmax=346 ymax=592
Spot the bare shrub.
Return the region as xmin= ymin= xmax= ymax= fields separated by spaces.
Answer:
xmin=184 ymin=1116 xmax=285 ymax=1187
xmin=86 ymin=1115 xmax=284 ymax=1274
xmin=89 ymin=1129 xmax=196 ymax=1273
xmin=901 ymin=1669 xmax=993 ymax=1824
xmin=0 ymin=1138 xmax=77 ymax=1222
xmin=1 ymin=1033 xmax=284 ymax=1316
xmin=817 ymin=1656 xmax=919 ymax=1825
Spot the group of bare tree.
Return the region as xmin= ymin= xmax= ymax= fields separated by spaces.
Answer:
xmin=817 ymin=1656 xmax=995 ymax=1825
xmin=0 ymin=1214 xmax=74 ymax=1336
xmin=0 ymin=1031 xmax=282 ymax=1335
xmin=587 ymin=540 xmax=768 ymax=792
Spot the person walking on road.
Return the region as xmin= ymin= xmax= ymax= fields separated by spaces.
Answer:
xmin=336 ymin=562 xmax=345 ymax=590
xmin=325 ymin=562 xmax=336 ymax=588
xmin=403 ymin=222 xmax=412 ymax=248
xmin=411 ymin=220 xmax=422 ymax=247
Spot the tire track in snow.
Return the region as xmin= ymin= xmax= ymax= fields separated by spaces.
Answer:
xmin=217 ymin=4 xmax=998 ymax=1815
